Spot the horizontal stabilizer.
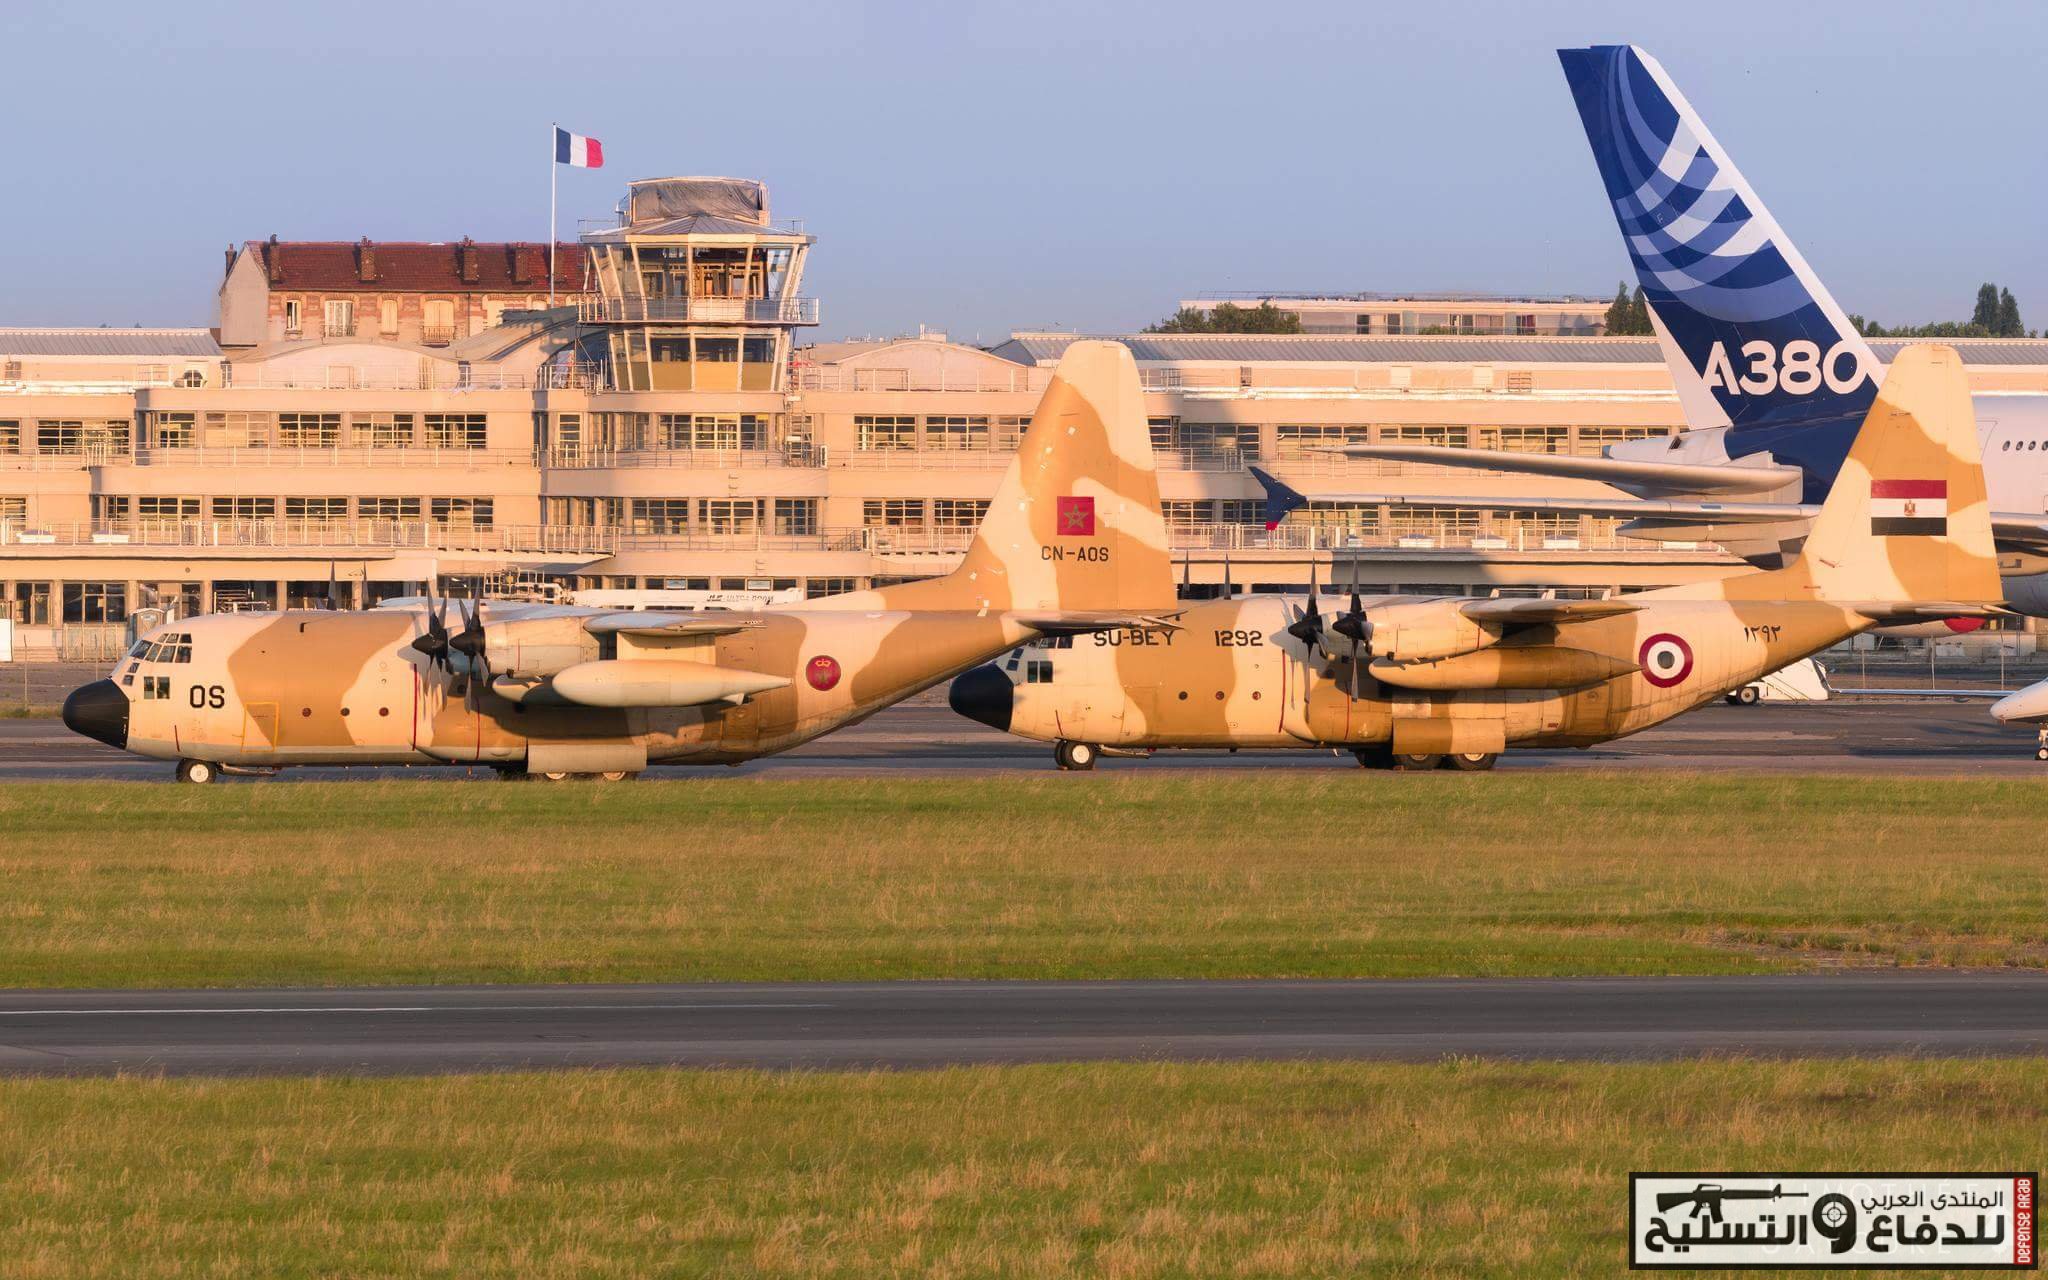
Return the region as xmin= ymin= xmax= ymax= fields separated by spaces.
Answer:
xmin=1845 ymin=603 xmax=2014 ymax=623
xmin=1013 ymin=610 xmax=1185 ymax=636
xmin=1335 ymin=443 xmax=1800 ymax=496
xmin=1459 ymin=598 xmax=1642 ymax=625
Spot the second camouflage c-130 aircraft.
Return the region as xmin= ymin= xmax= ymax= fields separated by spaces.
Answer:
xmin=951 ymin=345 xmax=2003 ymax=771
xmin=62 ymin=341 xmax=1178 ymax=782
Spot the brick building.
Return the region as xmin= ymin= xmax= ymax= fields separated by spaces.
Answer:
xmin=217 ymin=237 xmax=588 ymax=348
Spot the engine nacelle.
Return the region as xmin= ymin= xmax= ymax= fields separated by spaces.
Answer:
xmin=550 ymin=659 xmax=791 ymax=709
xmin=484 ymin=617 xmax=600 ymax=679
xmin=1370 ymin=646 xmax=1637 ymax=692
xmin=1364 ymin=600 xmax=1501 ymax=663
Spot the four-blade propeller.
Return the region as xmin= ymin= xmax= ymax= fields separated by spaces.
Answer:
xmin=409 ymin=580 xmax=453 ymax=671
xmin=450 ymin=595 xmax=492 ymax=710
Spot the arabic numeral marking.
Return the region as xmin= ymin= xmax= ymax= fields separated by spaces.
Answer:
xmin=1704 ymin=339 xmax=1869 ymax=397
xmin=1738 ymin=339 xmax=1778 ymax=394
xmin=1824 ymin=342 xmax=1865 ymax=393
xmin=1778 ymin=339 xmax=1821 ymax=393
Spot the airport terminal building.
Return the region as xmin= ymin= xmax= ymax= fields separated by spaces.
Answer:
xmin=7 ymin=175 xmax=2048 ymax=658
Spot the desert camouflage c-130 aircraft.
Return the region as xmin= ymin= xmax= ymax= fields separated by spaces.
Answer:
xmin=952 ymin=344 xmax=2004 ymax=771
xmin=63 ymin=340 xmax=1178 ymax=782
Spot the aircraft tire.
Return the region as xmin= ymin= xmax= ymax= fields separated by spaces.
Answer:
xmin=1055 ymin=741 xmax=1098 ymax=771
xmin=1443 ymin=752 xmax=1498 ymax=772
xmin=2036 ymin=747 xmax=2048 ymax=762
xmin=1390 ymin=753 xmax=1443 ymax=771
xmin=1736 ymin=685 xmax=1761 ymax=706
xmin=174 ymin=758 xmax=218 ymax=784
xmin=598 ymin=771 xmax=635 ymax=782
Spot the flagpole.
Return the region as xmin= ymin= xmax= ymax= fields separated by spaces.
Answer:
xmin=548 ymin=121 xmax=558 ymax=310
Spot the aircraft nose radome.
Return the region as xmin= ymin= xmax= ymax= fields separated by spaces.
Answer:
xmin=1991 ymin=683 xmax=2048 ymax=724
xmin=61 ymin=679 xmax=129 ymax=749
xmin=948 ymin=665 xmax=1014 ymax=733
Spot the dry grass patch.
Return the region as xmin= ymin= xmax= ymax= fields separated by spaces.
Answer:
xmin=0 ymin=1057 xmax=2041 ymax=1278
xmin=0 ymin=774 xmax=2042 ymax=986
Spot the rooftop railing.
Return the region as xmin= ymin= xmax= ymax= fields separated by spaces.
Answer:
xmin=216 ymin=367 xmax=602 ymax=392
xmin=544 ymin=443 xmax=823 ymax=469
xmin=124 ymin=445 xmax=534 ymax=469
xmin=791 ymin=367 xmax=1049 ymax=394
xmin=1 ymin=518 xmax=1727 ymax=561
xmin=579 ymin=296 xmax=820 ymax=325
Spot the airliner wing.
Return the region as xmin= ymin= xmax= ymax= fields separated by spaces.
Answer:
xmin=1329 ymin=444 xmax=1801 ymax=495
xmin=1991 ymin=513 xmax=2048 ymax=550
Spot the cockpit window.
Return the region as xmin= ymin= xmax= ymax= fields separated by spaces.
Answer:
xmin=136 ymin=633 xmax=193 ymax=664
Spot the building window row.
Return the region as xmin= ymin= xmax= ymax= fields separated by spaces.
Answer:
xmin=138 ymin=411 xmax=490 ymax=452
xmin=852 ymin=415 xmax=1026 ymax=452
xmin=87 ymin=495 xmax=495 ymax=526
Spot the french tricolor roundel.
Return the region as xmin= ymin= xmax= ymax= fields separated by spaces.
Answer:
xmin=1871 ymin=479 xmax=1946 ymax=536
xmin=805 ymin=655 xmax=841 ymax=691
xmin=553 ymin=127 xmax=603 ymax=169
xmin=1639 ymin=633 xmax=1693 ymax=688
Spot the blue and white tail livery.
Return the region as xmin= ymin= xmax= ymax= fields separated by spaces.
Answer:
xmin=1559 ymin=45 xmax=1880 ymax=435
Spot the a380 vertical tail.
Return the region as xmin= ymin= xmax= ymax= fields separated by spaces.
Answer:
xmin=1558 ymin=45 xmax=1880 ymax=444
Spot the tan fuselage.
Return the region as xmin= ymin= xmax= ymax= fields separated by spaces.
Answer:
xmin=986 ymin=594 xmax=1868 ymax=754
xmin=116 ymin=607 xmax=1035 ymax=769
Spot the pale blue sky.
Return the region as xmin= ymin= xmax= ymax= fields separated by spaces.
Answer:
xmin=6 ymin=0 xmax=2043 ymax=341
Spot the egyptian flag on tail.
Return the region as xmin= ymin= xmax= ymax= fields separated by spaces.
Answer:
xmin=554 ymin=126 xmax=603 ymax=169
xmin=1871 ymin=479 xmax=1947 ymax=536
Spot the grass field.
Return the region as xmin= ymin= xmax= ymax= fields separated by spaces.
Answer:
xmin=0 ymin=1057 xmax=2038 ymax=1278
xmin=0 ymin=774 xmax=2043 ymax=987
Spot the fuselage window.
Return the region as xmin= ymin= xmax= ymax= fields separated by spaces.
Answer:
xmin=1025 ymin=660 xmax=1054 ymax=684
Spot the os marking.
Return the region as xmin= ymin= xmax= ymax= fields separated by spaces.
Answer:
xmin=1639 ymin=634 xmax=1694 ymax=688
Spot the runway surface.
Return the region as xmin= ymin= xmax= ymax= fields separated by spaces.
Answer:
xmin=1 ymin=697 xmax=2040 ymax=780
xmin=0 ymin=975 xmax=2042 ymax=1076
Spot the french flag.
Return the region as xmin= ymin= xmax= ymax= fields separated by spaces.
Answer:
xmin=554 ymin=126 xmax=603 ymax=169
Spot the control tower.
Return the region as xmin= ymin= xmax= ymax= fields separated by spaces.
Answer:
xmin=578 ymin=177 xmax=818 ymax=392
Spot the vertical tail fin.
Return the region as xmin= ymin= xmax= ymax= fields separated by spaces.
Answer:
xmin=870 ymin=340 xmax=1173 ymax=614
xmin=1248 ymin=466 xmax=1308 ymax=531
xmin=1719 ymin=345 xmax=1998 ymax=605
xmin=1558 ymin=45 xmax=1879 ymax=432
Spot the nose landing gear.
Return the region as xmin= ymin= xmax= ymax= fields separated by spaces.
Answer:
xmin=173 ymin=758 xmax=218 ymax=784
xmin=1054 ymin=741 xmax=1098 ymax=771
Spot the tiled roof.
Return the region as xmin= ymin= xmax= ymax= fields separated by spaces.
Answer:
xmin=0 ymin=328 xmax=222 ymax=358
xmin=242 ymin=240 xmax=587 ymax=294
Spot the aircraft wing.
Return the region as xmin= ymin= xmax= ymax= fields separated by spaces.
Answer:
xmin=581 ymin=612 xmax=763 ymax=638
xmin=1012 ymin=610 xmax=1185 ymax=635
xmin=1459 ymin=598 xmax=1642 ymax=625
xmin=1329 ymin=444 xmax=1801 ymax=496
xmin=1991 ymin=513 xmax=2048 ymax=551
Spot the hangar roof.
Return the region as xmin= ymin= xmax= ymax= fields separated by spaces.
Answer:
xmin=991 ymin=333 xmax=2048 ymax=367
xmin=0 ymin=328 xmax=222 ymax=358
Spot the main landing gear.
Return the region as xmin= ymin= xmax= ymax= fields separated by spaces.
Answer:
xmin=498 ymin=767 xmax=638 ymax=782
xmin=1054 ymin=740 xmax=1098 ymax=771
xmin=173 ymin=758 xmax=218 ymax=784
xmin=2035 ymin=727 xmax=2048 ymax=763
xmin=1353 ymin=748 xmax=1498 ymax=772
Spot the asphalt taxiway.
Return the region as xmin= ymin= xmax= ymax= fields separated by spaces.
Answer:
xmin=0 ymin=975 xmax=2041 ymax=1076
xmin=0 ymin=697 xmax=2039 ymax=780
